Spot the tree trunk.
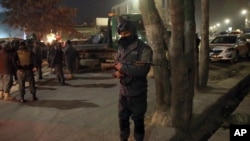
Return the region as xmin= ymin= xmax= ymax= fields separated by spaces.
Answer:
xmin=139 ymin=0 xmax=172 ymax=126
xmin=194 ymin=36 xmax=199 ymax=90
xmin=154 ymin=0 xmax=171 ymax=29
xmin=169 ymin=0 xmax=186 ymax=127
xmin=169 ymin=0 xmax=195 ymax=138
xmin=183 ymin=0 xmax=195 ymax=126
xmin=199 ymin=0 xmax=209 ymax=89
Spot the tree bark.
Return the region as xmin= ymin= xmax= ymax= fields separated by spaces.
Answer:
xmin=169 ymin=0 xmax=195 ymax=137
xmin=169 ymin=0 xmax=186 ymax=128
xmin=183 ymin=0 xmax=195 ymax=127
xmin=199 ymin=0 xmax=210 ymax=89
xmin=139 ymin=0 xmax=172 ymax=126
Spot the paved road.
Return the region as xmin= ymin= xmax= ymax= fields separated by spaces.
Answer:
xmin=0 ymin=67 xmax=158 ymax=141
xmin=0 ymin=61 xmax=250 ymax=141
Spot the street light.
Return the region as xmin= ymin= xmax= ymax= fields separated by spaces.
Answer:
xmin=225 ymin=19 xmax=230 ymax=24
xmin=241 ymin=9 xmax=249 ymax=29
xmin=241 ymin=9 xmax=247 ymax=15
xmin=225 ymin=19 xmax=232 ymax=32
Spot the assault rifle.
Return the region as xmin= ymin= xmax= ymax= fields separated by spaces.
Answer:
xmin=101 ymin=60 xmax=159 ymax=70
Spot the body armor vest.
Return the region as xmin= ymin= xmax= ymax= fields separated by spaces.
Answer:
xmin=17 ymin=50 xmax=31 ymax=66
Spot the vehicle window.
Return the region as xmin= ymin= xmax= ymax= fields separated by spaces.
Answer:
xmin=244 ymin=34 xmax=250 ymax=39
xmin=237 ymin=37 xmax=246 ymax=42
xmin=241 ymin=37 xmax=246 ymax=42
xmin=211 ymin=36 xmax=237 ymax=44
xmin=225 ymin=36 xmax=237 ymax=43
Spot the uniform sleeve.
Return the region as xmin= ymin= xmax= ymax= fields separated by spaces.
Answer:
xmin=114 ymin=47 xmax=122 ymax=61
xmin=141 ymin=46 xmax=153 ymax=63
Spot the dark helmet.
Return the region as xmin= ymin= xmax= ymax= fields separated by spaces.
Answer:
xmin=117 ymin=19 xmax=137 ymax=35
xmin=19 ymin=41 xmax=26 ymax=47
xmin=65 ymin=40 xmax=71 ymax=45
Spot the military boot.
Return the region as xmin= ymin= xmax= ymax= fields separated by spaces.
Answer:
xmin=67 ymin=73 xmax=74 ymax=80
xmin=4 ymin=93 xmax=16 ymax=101
xmin=20 ymin=95 xmax=25 ymax=103
xmin=0 ymin=91 xmax=3 ymax=100
xmin=32 ymin=93 xmax=38 ymax=101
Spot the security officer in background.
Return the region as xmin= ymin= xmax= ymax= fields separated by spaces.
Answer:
xmin=11 ymin=39 xmax=21 ymax=83
xmin=64 ymin=40 xmax=78 ymax=79
xmin=50 ymin=41 xmax=66 ymax=86
xmin=0 ymin=42 xmax=16 ymax=101
xmin=32 ymin=40 xmax=43 ymax=79
xmin=113 ymin=19 xmax=153 ymax=141
xmin=13 ymin=41 xmax=38 ymax=103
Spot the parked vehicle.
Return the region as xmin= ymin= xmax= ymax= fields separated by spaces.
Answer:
xmin=209 ymin=34 xmax=250 ymax=62
xmin=243 ymin=33 xmax=250 ymax=43
xmin=67 ymin=13 xmax=146 ymax=70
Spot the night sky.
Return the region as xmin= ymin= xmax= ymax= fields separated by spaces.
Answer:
xmin=62 ymin=0 xmax=249 ymax=32
xmin=62 ymin=0 xmax=125 ymax=23
xmin=195 ymin=0 xmax=249 ymax=31
xmin=0 ymin=0 xmax=249 ymax=30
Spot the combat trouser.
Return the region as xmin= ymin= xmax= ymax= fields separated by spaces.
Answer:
xmin=118 ymin=93 xmax=147 ymax=141
xmin=54 ymin=64 xmax=65 ymax=85
xmin=0 ymin=74 xmax=13 ymax=93
xmin=36 ymin=65 xmax=43 ymax=79
xmin=16 ymin=69 xmax=37 ymax=102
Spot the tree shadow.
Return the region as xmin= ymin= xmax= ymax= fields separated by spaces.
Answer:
xmin=36 ymin=86 xmax=57 ymax=90
xmin=67 ymin=83 xmax=117 ymax=88
xmin=74 ymin=76 xmax=114 ymax=80
xmin=23 ymin=99 xmax=99 ymax=110
xmin=197 ymin=86 xmax=229 ymax=95
xmin=36 ymin=78 xmax=59 ymax=86
xmin=36 ymin=77 xmax=117 ymax=88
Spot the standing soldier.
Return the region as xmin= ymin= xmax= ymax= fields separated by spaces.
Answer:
xmin=64 ymin=40 xmax=78 ymax=79
xmin=11 ymin=40 xmax=21 ymax=84
xmin=113 ymin=19 xmax=153 ymax=141
xmin=50 ymin=41 xmax=66 ymax=86
xmin=47 ymin=42 xmax=55 ymax=73
xmin=0 ymin=42 xmax=16 ymax=101
xmin=26 ymin=39 xmax=34 ymax=51
xmin=33 ymin=41 xmax=43 ymax=79
xmin=13 ymin=41 xmax=38 ymax=103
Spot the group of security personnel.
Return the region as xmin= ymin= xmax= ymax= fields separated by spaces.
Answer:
xmin=1 ymin=18 xmax=152 ymax=141
xmin=0 ymin=39 xmax=42 ymax=103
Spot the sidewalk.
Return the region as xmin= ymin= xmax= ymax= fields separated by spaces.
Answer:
xmin=209 ymin=94 xmax=250 ymax=141
xmin=144 ymin=62 xmax=250 ymax=141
